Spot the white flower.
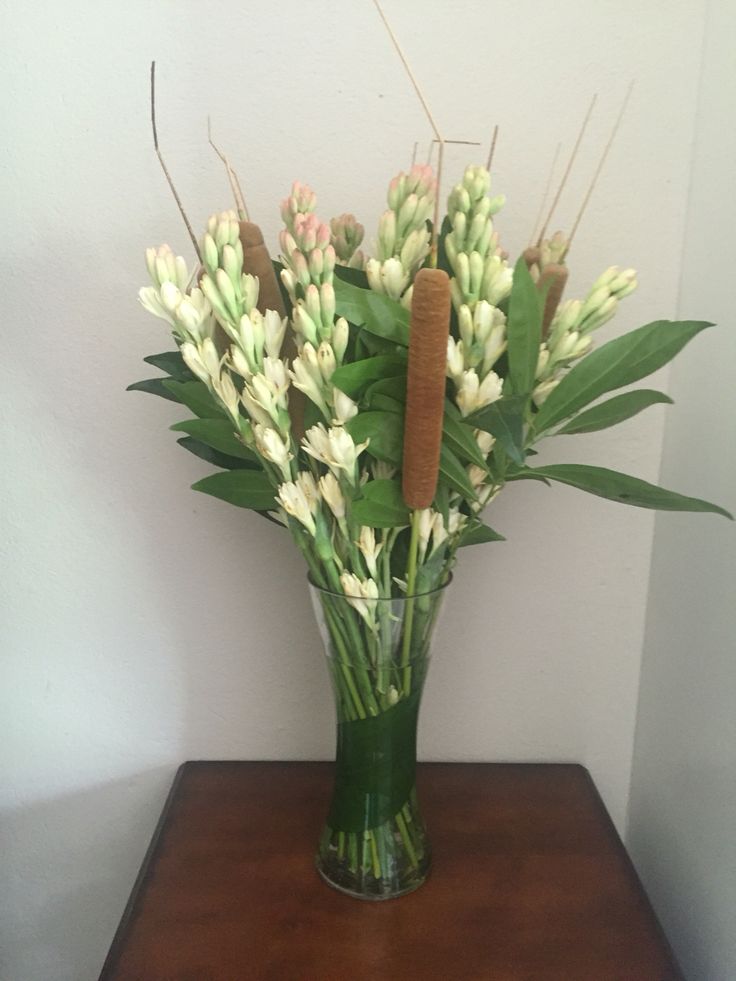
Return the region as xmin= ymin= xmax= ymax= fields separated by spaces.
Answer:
xmin=446 ymin=337 xmax=465 ymax=384
xmin=356 ymin=526 xmax=384 ymax=577
xmin=278 ymin=480 xmax=316 ymax=535
xmin=467 ymin=464 xmax=487 ymax=490
xmin=372 ymin=460 xmax=397 ymax=481
xmin=339 ymin=572 xmax=379 ymax=627
xmin=263 ymin=310 xmax=287 ymax=358
xmin=332 ymin=317 xmax=349 ymax=363
xmin=532 ymin=378 xmax=560 ymax=407
xmin=290 ymin=344 xmax=329 ymax=417
xmin=317 ymin=341 xmax=336 ymax=381
xmin=318 ymin=472 xmax=345 ymax=520
xmin=296 ymin=471 xmax=320 ymax=515
xmin=455 ymin=369 xmax=503 ymax=417
xmin=474 ymin=430 xmax=495 ymax=456
xmin=213 ymin=372 xmax=240 ymax=424
xmin=430 ymin=512 xmax=448 ymax=553
xmin=332 ymin=389 xmax=358 ymax=425
xmin=417 ymin=508 xmax=435 ymax=560
xmin=254 ymin=424 xmax=292 ymax=479
xmin=447 ymin=508 xmax=467 ymax=537
xmin=302 ymin=424 xmax=368 ymax=484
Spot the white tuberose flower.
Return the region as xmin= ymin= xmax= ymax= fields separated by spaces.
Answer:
xmin=455 ymin=369 xmax=503 ymax=417
xmin=254 ymin=425 xmax=292 ymax=480
xmin=339 ymin=572 xmax=379 ymax=627
xmin=318 ymin=472 xmax=345 ymax=521
xmin=302 ymin=424 xmax=369 ymax=484
xmin=356 ymin=526 xmax=383 ymax=577
xmin=278 ymin=480 xmax=316 ymax=536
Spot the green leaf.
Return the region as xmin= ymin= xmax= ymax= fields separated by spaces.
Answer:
xmin=171 ymin=418 xmax=259 ymax=462
xmin=438 ymin=444 xmax=478 ymax=501
xmin=330 ymin=355 xmax=406 ymax=398
xmin=334 ymin=276 xmax=410 ymax=346
xmin=345 ymin=411 xmax=403 ymax=465
xmin=192 ymin=469 xmax=277 ymax=510
xmin=369 ymin=394 xmax=404 ymax=414
xmin=556 ymin=389 xmax=673 ymax=435
xmin=333 ymin=264 xmax=370 ymax=290
xmin=366 ymin=375 xmax=407 ymax=403
xmin=176 ymin=437 xmax=257 ymax=471
xmin=457 ymin=520 xmax=506 ymax=547
xmin=533 ymin=320 xmax=713 ymax=434
xmin=468 ymin=396 xmax=526 ymax=465
xmin=126 ymin=377 xmax=182 ymax=402
xmin=143 ymin=350 xmax=193 ymax=381
xmin=506 ymin=256 xmax=542 ymax=395
xmin=442 ymin=413 xmax=488 ymax=470
xmin=162 ymin=380 xmax=226 ymax=419
xmin=513 ymin=463 xmax=732 ymax=518
xmin=351 ymin=479 xmax=410 ymax=528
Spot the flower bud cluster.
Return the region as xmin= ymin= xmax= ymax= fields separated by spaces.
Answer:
xmin=532 ymin=265 xmax=638 ymax=406
xmin=139 ymin=246 xmax=216 ymax=344
xmin=330 ymin=213 xmax=365 ymax=269
xmin=302 ymin=423 xmax=369 ymax=487
xmin=366 ymin=164 xmax=437 ymax=308
xmin=339 ymin=573 xmax=379 ymax=629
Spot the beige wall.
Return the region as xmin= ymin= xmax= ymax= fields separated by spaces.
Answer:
xmin=627 ymin=1 xmax=736 ymax=977
xmin=1 ymin=1 xmax=720 ymax=978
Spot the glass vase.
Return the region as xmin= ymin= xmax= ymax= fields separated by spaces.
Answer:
xmin=309 ymin=578 xmax=449 ymax=900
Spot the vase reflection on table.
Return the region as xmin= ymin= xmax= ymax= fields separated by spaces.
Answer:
xmin=310 ymin=578 xmax=449 ymax=899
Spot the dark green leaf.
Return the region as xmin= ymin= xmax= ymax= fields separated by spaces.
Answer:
xmin=556 ymin=389 xmax=673 ymax=435
xmin=330 ymin=355 xmax=406 ymax=398
xmin=442 ymin=413 xmax=488 ymax=469
xmin=176 ymin=437 xmax=257 ymax=471
xmin=534 ymin=320 xmax=713 ymax=434
xmin=369 ymin=394 xmax=404 ymax=414
xmin=514 ymin=463 xmax=732 ymax=518
xmin=439 ymin=444 xmax=478 ymax=501
xmin=506 ymin=256 xmax=542 ymax=394
xmin=333 ymin=264 xmax=370 ymax=290
xmin=162 ymin=380 xmax=226 ymax=419
xmin=171 ymin=418 xmax=259 ymax=462
xmin=346 ymin=411 xmax=403 ymax=465
xmin=334 ymin=276 xmax=410 ymax=346
xmin=468 ymin=395 xmax=526 ymax=465
xmin=192 ymin=469 xmax=277 ymax=510
xmin=127 ymin=377 xmax=181 ymax=402
xmin=457 ymin=520 xmax=506 ymax=546
xmin=366 ymin=375 xmax=407 ymax=403
xmin=351 ymin=479 xmax=410 ymax=528
xmin=143 ymin=350 xmax=193 ymax=381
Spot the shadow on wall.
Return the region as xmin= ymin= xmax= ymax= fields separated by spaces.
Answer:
xmin=0 ymin=768 xmax=172 ymax=981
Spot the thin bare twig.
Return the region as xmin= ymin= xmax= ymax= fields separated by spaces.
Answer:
xmin=536 ymin=93 xmax=597 ymax=246
xmin=486 ymin=124 xmax=499 ymax=171
xmin=530 ymin=141 xmax=562 ymax=246
xmin=563 ymin=82 xmax=635 ymax=258
xmin=207 ymin=117 xmax=249 ymax=220
xmin=150 ymin=62 xmax=202 ymax=261
xmin=411 ymin=141 xmax=418 ymax=167
xmin=373 ymin=0 xmax=444 ymax=260
xmin=432 ymin=138 xmax=482 ymax=146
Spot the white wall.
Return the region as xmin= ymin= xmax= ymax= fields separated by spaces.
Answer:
xmin=0 ymin=2 xmax=715 ymax=978
xmin=626 ymin=1 xmax=736 ymax=978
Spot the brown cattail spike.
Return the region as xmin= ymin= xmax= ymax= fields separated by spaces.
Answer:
xmin=239 ymin=221 xmax=305 ymax=440
xmin=522 ymin=246 xmax=541 ymax=273
xmin=539 ymin=263 xmax=569 ymax=338
xmin=402 ymin=268 xmax=452 ymax=510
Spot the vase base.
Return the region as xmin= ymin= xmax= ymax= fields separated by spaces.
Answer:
xmin=316 ymin=859 xmax=430 ymax=901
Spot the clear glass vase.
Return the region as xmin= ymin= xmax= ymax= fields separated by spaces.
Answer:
xmin=309 ymin=578 xmax=449 ymax=900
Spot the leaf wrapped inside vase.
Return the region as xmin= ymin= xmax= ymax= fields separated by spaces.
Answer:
xmin=401 ymin=268 xmax=452 ymax=509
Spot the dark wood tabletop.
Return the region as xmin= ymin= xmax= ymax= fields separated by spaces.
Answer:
xmin=99 ymin=762 xmax=681 ymax=981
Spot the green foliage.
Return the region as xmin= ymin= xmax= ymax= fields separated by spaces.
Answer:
xmin=171 ymin=418 xmax=260 ymax=463
xmin=511 ymin=463 xmax=732 ymax=518
xmin=556 ymin=390 xmax=673 ymax=435
xmin=505 ymin=257 xmax=542 ymax=395
xmin=346 ymin=411 xmax=403 ymax=465
xmin=351 ymin=480 xmax=410 ymax=528
xmin=162 ymin=380 xmax=226 ymax=419
xmin=143 ymin=351 xmax=193 ymax=382
xmin=457 ymin=520 xmax=506 ymax=546
xmin=126 ymin=377 xmax=182 ymax=402
xmin=439 ymin=445 xmax=478 ymax=501
xmin=442 ymin=413 xmax=489 ymax=470
xmin=467 ymin=396 xmax=526 ymax=465
xmin=331 ymin=355 xmax=406 ymax=398
xmin=334 ymin=276 xmax=409 ymax=346
xmin=176 ymin=437 xmax=257 ymax=471
xmin=533 ymin=320 xmax=713 ymax=434
xmin=192 ymin=470 xmax=277 ymax=510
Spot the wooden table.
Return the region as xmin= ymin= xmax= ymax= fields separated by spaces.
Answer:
xmin=100 ymin=762 xmax=682 ymax=980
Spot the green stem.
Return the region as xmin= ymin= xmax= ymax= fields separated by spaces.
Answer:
xmin=400 ymin=510 xmax=421 ymax=695
xmin=395 ymin=811 xmax=419 ymax=870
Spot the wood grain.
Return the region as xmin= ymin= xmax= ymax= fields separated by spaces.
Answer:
xmin=99 ymin=762 xmax=682 ymax=981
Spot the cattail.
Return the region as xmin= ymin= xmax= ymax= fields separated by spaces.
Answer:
xmin=539 ymin=263 xmax=568 ymax=338
xmin=402 ymin=268 xmax=452 ymax=509
xmin=240 ymin=220 xmax=305 ymax=439
xmin=522 ymin=246 xmax=540 ymax=272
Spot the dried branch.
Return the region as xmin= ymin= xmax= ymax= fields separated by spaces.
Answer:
xmin=150 ymin=62 xmax=202 ymax=262
xmin=486 ymin=124 xmax=499 ymax=171
xmin=207 ymin=117 xmax=250 ymax=220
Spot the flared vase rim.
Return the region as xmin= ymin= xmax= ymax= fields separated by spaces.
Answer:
xmin=307 ymin=572 xmax=453 ymax=603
